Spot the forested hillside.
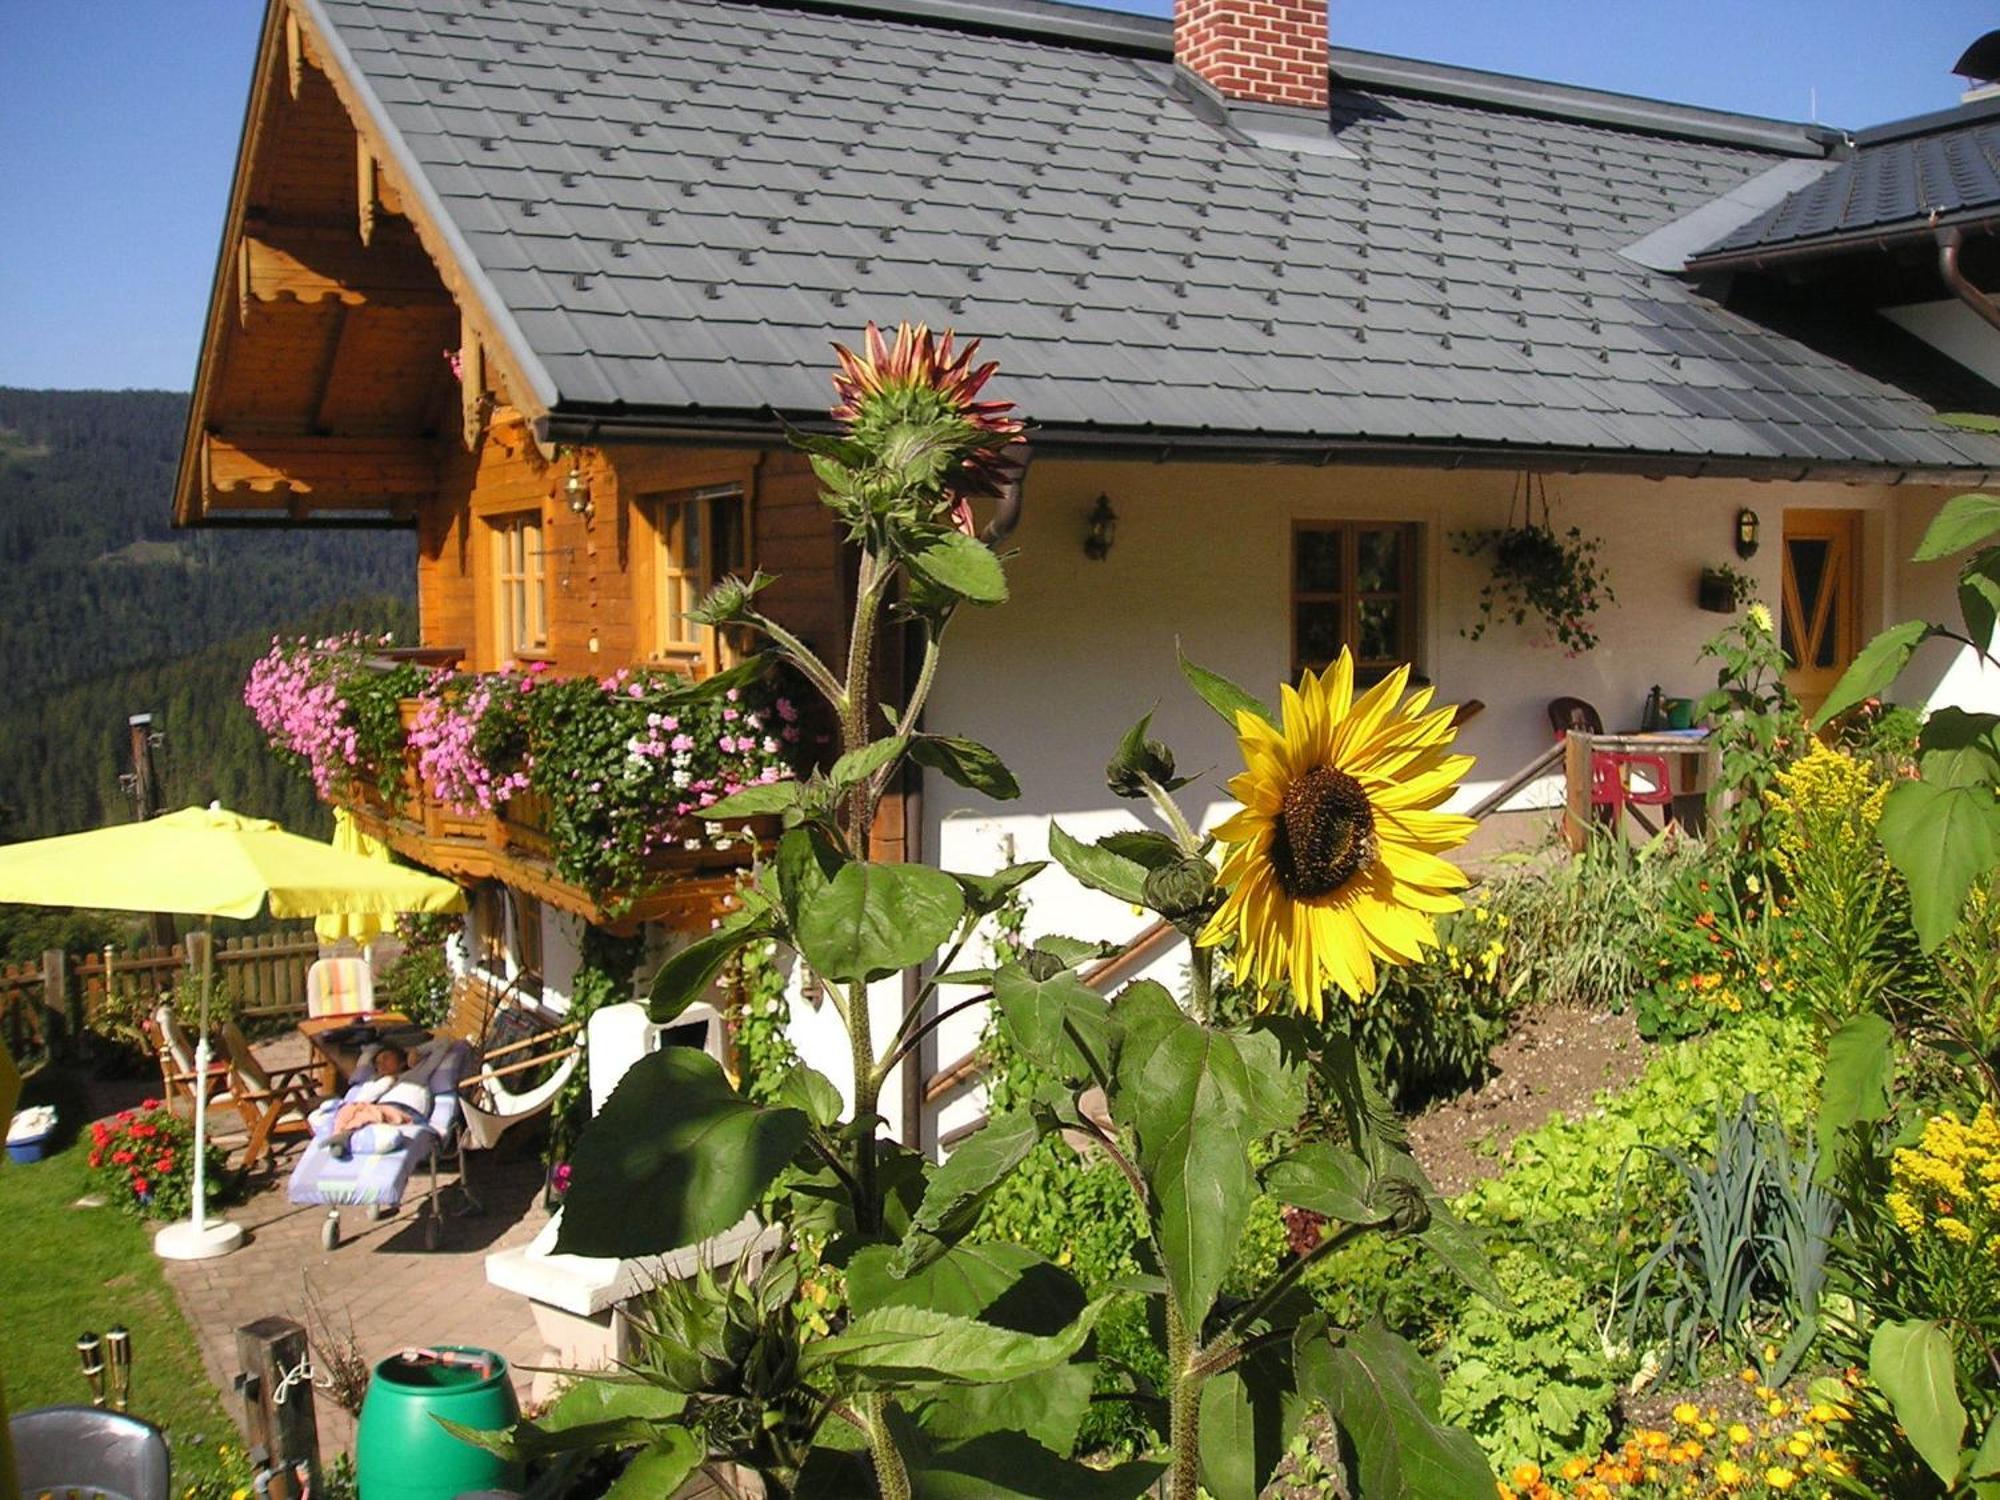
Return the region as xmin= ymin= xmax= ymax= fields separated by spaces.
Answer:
xmin=0 ymin=388 xmax=415 ymax=713
xmin=0 ymin=389 xmax=418 ymax=846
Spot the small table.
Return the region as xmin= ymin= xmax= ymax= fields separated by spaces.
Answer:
xmin=1561 ymin=729 xmax=1715 ymax=849
xmin=297 ymin=1011 xmax=430 ymax=1095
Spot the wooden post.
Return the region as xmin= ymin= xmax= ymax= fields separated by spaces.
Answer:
xmin=127 ymin=714 xmax=176 ymax=951
xmin=1561 ymin=732 xmax=1592 ymax=853
xmin=40 ymin=948 xmax=70 ymax=1058
xmin=235 ymin=1318 xmax=321 ymax=1500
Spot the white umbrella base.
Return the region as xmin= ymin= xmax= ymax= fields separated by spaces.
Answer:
xmin=154 ymin=1218 xmax=245 ymax=1261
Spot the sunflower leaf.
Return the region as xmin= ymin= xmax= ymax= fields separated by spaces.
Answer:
xmin=1048 ymin=821 xmax=1149 ymax=905
xmin=1178 ymin=643 xmax=1275 ymax=730
xmin=1107 ymin=982 xmax=1301 ymax=1331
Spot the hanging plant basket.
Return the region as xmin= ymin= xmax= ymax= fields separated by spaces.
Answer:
xmin=1453 ymin=476 xmax=1614 ymax=655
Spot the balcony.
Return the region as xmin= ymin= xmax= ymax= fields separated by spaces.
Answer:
xmin=329 ymin=650 xmax=764 ymax=934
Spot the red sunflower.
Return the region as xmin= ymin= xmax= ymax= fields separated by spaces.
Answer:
xmin=829 ymin=322 xmax=1024 ymax=525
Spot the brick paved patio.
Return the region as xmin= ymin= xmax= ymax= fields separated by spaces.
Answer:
xmin=152 ymin=1038 xmax=552 ymax=1459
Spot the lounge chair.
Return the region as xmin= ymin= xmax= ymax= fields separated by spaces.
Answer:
xmin=287 ymin=1037 xmax=476 ymax=1250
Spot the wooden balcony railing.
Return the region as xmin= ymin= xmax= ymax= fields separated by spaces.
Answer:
xmin=330 ymin=685 xmax=762 ymax=934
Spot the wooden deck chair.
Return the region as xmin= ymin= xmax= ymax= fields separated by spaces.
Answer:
xmin=149 ymin=1004 xmax=252 ymax=1140
xmin=305 ymin=956 xmax=375 ymax=1019
xmin=220 ymin=1021 xmax=322 ymax=1173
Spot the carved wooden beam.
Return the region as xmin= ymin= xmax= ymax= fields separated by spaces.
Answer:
xmin=459 ymin=313 xmax=488 ymax=450
xmin=357 ymin=141 xmax=380 ymax=246
xmin=285 ymin=11 xmax=305 ymax=98
xmin=235 ymin=224 xmax=446 ymax=317
xmin=202 ymin=432 xmax=437 ymax=512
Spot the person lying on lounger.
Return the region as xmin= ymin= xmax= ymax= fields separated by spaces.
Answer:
xmin=326 ymin=1044 xmax=433 ymax=1158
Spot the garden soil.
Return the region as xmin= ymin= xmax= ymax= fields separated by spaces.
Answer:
xmin=1406 ymin=1002 xmax=1650 ymax=1197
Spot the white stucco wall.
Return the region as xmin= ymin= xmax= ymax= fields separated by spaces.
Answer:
xmin=1883 ymin=300 xmax=2000 ymax=389
xmin=908 ymin=458 xmax=1968 ymax=1143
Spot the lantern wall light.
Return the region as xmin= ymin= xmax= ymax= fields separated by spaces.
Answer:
xmin=1735 ymin=507 xmax=1760 ymax=559
xmin=1084 ymin=494 xmax=1117 ymax=560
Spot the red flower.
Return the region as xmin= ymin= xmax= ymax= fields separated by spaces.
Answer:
xmin=131 ymin=1177 xmax=149 ymax=1195
xmin=140 ymin=1098 xmax=160 ymax=1110
xmin=113 ymin=1149 xmax=134 ymax=1165
xmin=89 ymin=1151 xmax=102 ymax=1168
xmin=828 ymin=322 xmax=1023 ymax=505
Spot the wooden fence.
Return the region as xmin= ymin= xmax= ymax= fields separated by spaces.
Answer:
xmin=0 ymin=928 xmax=322 ymax=1061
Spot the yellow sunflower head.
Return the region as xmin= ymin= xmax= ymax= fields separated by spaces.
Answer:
xmin=1198 ymin=651 xmax=1476 ymax=1017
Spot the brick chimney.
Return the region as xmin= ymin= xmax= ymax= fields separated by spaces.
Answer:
xmin=1174 ymin=0 xmax=1329 ymax=113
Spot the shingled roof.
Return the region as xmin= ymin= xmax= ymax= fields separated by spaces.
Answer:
xmin=303 ymin=0 xmax=2000 ymax=477
xmin=1693 ymin=96 xmax=2000 ymax=264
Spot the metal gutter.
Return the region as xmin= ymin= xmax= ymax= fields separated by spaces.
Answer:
xmin=1687 ymin=208 xmax=2000 ymax=273
xmin=548 ymin=409 xmax=1999 ymax=486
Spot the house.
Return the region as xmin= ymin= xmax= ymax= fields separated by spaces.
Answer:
xmin=178 ymin=0 xmax=2000 ymax=1152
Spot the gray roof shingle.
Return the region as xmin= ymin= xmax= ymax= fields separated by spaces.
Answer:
xmin=309 ymin=0 xmax=2000 ymax=474
xmin=1700 ymin=100 xmax=2000 ymax=259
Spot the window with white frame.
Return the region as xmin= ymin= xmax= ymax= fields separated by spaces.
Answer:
xmin=493 ymin=510 xmax=548 ymax=659
xmin=647 ymin=485 xmax=747 ymax=666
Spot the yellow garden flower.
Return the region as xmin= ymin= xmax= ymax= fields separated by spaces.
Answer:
xmin=1200 ymin=652 xmax=1474 ymax=1015
xmin=1672 ymin=1402 xmax=1701 ymax=1426
xmin=1714 ymin=1458 xmax=1746 ymax=1487
xmin=1747 ymin=601 xmax=1775 ymax=634
xmin=1765 ymin=1466 xmax=1797 ymax=1490
xmin=1728 ymin=1423 xmax=1752 ymax=1446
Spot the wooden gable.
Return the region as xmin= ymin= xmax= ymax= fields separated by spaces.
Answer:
xmin=173 ymin=0 xmax=550 ymax=525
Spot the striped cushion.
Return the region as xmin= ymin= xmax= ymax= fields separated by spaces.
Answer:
xmin=306 ymin=958 xmax=374 ymax=1019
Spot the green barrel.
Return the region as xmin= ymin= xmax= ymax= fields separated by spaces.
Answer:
xmin=356 ymin=1347 xmax=522 ymax=1500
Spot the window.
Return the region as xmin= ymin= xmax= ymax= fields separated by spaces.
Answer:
xmin=493 ymin=510 xmax=548 ymax=659
xmin=471 ymin=885 xmax=508 ymax=976
xmin=1293 ymin=521 xmax=1420 ymax=684
xmin=508 ymin=890 xmax=545 ymax=1000
xmin=471 ymin=884 xmax=543 ymax=999
xmin=648 ymin=486 xmax=747 ymax=667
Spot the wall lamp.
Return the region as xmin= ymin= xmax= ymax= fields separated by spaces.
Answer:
xmin=1084 ymin=493 xmax=1117 ymax=560
xmin=564 ymin=453 xmax=593 ymax=519
xmin=1734 ymin=507 xmax=1760 ymax=559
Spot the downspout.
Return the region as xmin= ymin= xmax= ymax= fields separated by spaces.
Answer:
xmin=1937 ymin=223 xmax=2000 ymax=333
xmin=900 ymin=443 xmax=1033 ymax=1153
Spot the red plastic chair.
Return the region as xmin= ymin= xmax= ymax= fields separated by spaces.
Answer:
xmin=1591 ymin=752 xmax=1675 ymax=836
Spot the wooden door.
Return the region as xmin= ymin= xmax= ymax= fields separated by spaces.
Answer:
xmin=1781 ymin=509 xmax=1863 ymax=713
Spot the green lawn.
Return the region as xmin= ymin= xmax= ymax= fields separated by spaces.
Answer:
xmin=0 ymin=1070 xmax=240 ymax=1492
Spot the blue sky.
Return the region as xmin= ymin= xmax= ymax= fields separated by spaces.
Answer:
xmin=0 ymin=0 xmax=1991 ymax=391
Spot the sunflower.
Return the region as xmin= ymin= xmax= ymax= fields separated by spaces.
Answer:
xmin=829 ymin=323 xmax=1024 ymax=521
xmin=1198 ymin=652 xmax=1476 ymax=1016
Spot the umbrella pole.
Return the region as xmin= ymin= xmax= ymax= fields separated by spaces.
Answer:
xmin=154 ymin=915 xmax=242 ymax=1260
xmin=190 ymin=915 xmax=213 ymax=1234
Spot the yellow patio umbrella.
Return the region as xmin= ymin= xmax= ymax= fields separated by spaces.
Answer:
xmin=313 ymin=807 xmax=395 ymax=946
xmin=0 ymin=805 xmax=464 ymax=1261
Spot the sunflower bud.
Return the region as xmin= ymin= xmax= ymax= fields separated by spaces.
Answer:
xmin=1377 ymin=1176 xmax=1432 ymax=1236
xmin=1145 ymin=856 xmax=1218 ymax=932
xmin=687 ymin=570 xmax=774 ymax=627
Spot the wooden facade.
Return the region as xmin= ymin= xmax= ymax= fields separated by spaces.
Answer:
xmin=177 ymin=0 xmax=853 ymax=925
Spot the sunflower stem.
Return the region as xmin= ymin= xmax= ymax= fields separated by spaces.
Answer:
xmin=744 ymin=610 xmax=847 ymax=715
xmin=1188 ymin=943 xmax=1214 ymax=1025
xmin=1167 ymin=1307 xmax=1202 ymax=1500
xmin=1141 ymin=772 xmax=1201 ymax=854
xmin=863 ymin=1392 xmax=911 ymax=1500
